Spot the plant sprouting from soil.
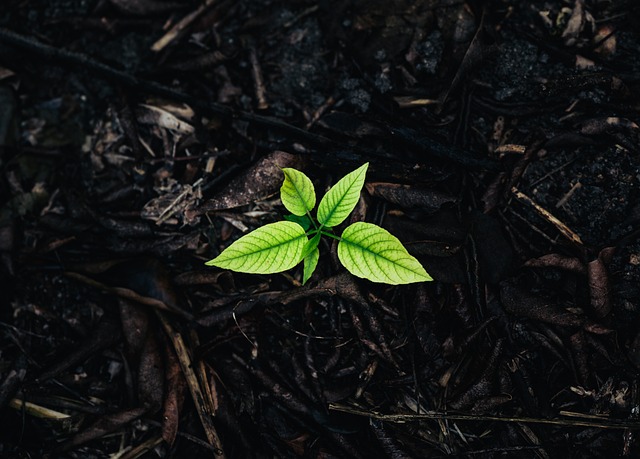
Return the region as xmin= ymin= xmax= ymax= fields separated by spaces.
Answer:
xmin=206 ymin=163 xmax=432 ymax=285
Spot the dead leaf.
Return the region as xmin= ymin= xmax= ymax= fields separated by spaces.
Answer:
xmin=366 ymin=182 xmax=455 ymax=211
xmin=450 ymin=340 xmax=503 ymax=410
xmin=119 ymin=299 xmax=150 ymax=366
xmin=588 ymin=248 xmax=613 ymax=319
xmin=193 ymin=151 xmax=303 ymax=215
xmin=470 ymin=394 xmax=512 ymax=413
xmin=348 ymin=303 xmax=397 ymax=368
xmin=137 ymin=103 xmax=195 ymax=134
xmin=173 ymin=270 xmax=228 ymax=286
xmin=582 ymin=322 xmax=613 ymax=335
xmin=570 ymin=331 xmax=589 ymax=386
xmin=138 ymin=332 xmax=164 ymax=411
xmin=383 ymin=211 xmax=465 ymax=257
xmin=500 ymin=281 xmax=585 ymax=327
xmin=524 ymin=253 xmax=586 ymax=274
xmin=161 ymin=337 xmax=186 ymax=446
xmin=561 ymin=0 xmax=595 ymax=46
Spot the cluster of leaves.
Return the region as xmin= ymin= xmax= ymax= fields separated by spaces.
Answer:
xmin=206 ymin=163 xmax=432 ymax=285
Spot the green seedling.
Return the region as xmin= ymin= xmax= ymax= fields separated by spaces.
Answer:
xmin=206 ymin=163 xmax=433 ymax=285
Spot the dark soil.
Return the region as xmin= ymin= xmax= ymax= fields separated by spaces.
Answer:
xmin=2 ymin=0 xmax=640 ymax=458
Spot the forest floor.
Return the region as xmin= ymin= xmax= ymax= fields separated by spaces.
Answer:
xmin=2 ymin=0 xmax=640 ymax=458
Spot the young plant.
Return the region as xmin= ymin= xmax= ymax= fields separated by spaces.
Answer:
xmin=205 ymin=163 xmax=432 ymax=285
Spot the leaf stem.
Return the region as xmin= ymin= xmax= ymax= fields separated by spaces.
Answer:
xmin=320 ymin=230 xmax=341 ymax=241
xmin=306 ymin=210 xmax=319 ymax=231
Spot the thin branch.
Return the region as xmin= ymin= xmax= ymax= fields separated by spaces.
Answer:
xmin=328 ymin=403 xmax=640 ymax=430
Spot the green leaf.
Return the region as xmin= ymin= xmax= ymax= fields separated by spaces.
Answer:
xmin=302 ymin=247 xmax=319 ymax=285
xmin=337 ymin=222 xmax=432 ymax=285
xmin=317 ymin=163 xmax=368 ymax=228
xmin=283 ymin=214 xmax=312 ymax=231
xmin=205 ymin=221 xmax=306 ymax=274
xmin=300 ymin=232 xmax=321 ymax=284
xmin=280 ymin=168 xmax=316 ymax=216
xmin=300 ymin=232 xmax=321 ymax=261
